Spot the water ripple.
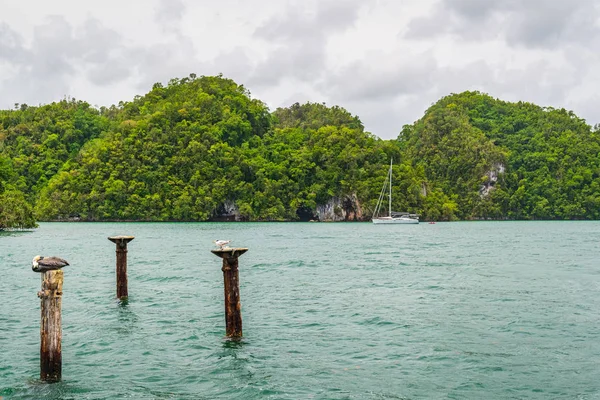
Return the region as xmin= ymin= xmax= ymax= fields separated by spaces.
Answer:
xmin=2 ymin=221 xmax=600 ymax=398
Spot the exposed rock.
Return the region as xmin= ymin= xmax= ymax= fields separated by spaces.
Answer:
xmin=480 ymin=163 xmax=505 ymax=197
xmin=212 ymin=200 xmax=242 ymax=221
xmin=296 ymin=206 xmax=318 ymax=222
xmin=316 ymin=194 xmax=364 ymax=221
xmin=213 ymin=196 xmax=365 ymax=222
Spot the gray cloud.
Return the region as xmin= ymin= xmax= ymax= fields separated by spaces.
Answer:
xmin=116 ymin=0 xmax=204 ymax=92
xmin=254 ymin=0 xmax=361 ymax=42
xmin=0 ymin=9 xmax=202 ymax=107
xmin=324 ymin=53 xmax=437 ymax=102
xmin=405 ymin=2 xmax=501 ymax=41
xmin=87 ymin=58 xmax=132 ymax=86
xmin=31 ymin=16 xmax=78 ymax=75
xmin=0 ymin=16 xmax=77 ymax=106
xmin=406 ymin=0 xmax=600 ymax=49
xmin=155 ymin=0 xmax=186 ymax=34
xmin=325 ymin=53 xmax=594 ymax=139
xmin=1 ymin=0 xmax=599 ymax=140
xmin=249 ymin=0 xmax=363 ymax=87
xmin=78 ymin=18 xmax=124 ymax=64
xmin=0 ymin=16 xmax=138 ymax=105
xmin=361 ymin=101 xmax=423 ymax=138
xmin=503 ymin=1 xmax=600 ymax=48
xmin=206 ymin=47 xmax=255 ymax=84
xmin=0 ymin=23 xmax=31 ymax=64
xmin=155 ymin=0 xmax=185 ymax=24
xmin=446 ymin=0 xmax=501 ymax=19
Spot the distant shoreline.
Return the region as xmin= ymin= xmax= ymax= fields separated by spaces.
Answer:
xmin=36 ymin=218 xmax=600 ymax=223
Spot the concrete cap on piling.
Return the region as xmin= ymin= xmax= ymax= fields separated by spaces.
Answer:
xmin=108 ymin=235 xmax=135 ymax=244
xmin=211 ymin=248 xmax=248 ymax=259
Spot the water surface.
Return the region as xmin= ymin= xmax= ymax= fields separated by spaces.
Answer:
xmin=1 ymin=222 xmax=599 ymax=399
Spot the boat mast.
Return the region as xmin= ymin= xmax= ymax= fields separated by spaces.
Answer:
xmin=389 ymin=159 xmax=392 ymax=217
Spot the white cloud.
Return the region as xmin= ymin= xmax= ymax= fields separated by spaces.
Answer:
xmin=0 ymin=0 xmax=599 ymax=138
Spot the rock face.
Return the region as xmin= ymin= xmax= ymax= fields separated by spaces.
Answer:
xmin=212 ymin=195 xmax=366 ymax=222
xmin=316 ymin=194 xmax=364 ymax=221
xmin=212 ymin=200 xmax=242 ymax=221
xmin=480 ymin=163 xmax=505 ymax=197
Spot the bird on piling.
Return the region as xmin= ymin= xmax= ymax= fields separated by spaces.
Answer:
xmin=213 ymin=239 xmax=231 ymax=250
xmin=32 ymin=256 xmax=69 ymax=273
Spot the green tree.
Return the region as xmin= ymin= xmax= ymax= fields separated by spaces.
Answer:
xmin=0 ymin=189 xmax=38 ymax=230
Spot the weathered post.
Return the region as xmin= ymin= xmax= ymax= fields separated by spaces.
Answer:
xmin=39 ymin=270 xmax=63 ymax=382
xmin=108 ymin=236 xmax=135 ymax=300
xmin=32 ymin=255 xmax=69 ymax=383
xmin=211 ymin=248 xmax=248 ymax=338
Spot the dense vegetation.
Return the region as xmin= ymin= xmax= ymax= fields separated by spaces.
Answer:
xmin=0 ymin=99 xmax=106 ymax=229
xmin=400 ymin=92 xmax=600 ymax=220
xmin=31 ymin=77 xmax=394 ymax=221
xmin=0 ymin=75 xmax=599 ymax=225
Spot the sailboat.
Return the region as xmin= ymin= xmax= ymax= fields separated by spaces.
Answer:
xmin=372 ymin=159 xmax=419 ymax=224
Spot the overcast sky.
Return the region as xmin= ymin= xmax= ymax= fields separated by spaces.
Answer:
xmin=1 ymin=0 xmax=599 ymax=139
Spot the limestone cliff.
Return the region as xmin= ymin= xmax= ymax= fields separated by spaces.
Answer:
xmin=479 ymin=163 xmax=505 ymax=197
xmin=316 ymin=194 xmax=364 ymax=222
xmin=212 ymin=200 xmax=242 ymax=221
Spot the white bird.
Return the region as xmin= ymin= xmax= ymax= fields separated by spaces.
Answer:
xmin=32 ymin=255 xmax=69 ymax=272
xmin=213 ymin=239 xmax=231 ymax=250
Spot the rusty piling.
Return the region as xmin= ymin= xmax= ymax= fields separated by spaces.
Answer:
xmin=37 ymin=269 xmax=64 ymax=382
xmin=108 ymin=235 xmax=135 ymax=299
xmin=211 ymin=248 xmax=248 ymax=338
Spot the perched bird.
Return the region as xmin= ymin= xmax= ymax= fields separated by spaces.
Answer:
xmin=32 ymin=255 xmax=69 ymax=273
xmin=213 ymin=239 xmax=231 ymax=250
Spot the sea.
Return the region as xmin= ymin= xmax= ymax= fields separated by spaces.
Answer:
xmin=1 ymin=221 xmax=599 ymax=399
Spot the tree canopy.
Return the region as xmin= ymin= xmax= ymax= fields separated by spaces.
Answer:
xmin=399 ymin=91 xmax=600 ymax=219
xmin=1 ymin=77 xmax=599 ymax=224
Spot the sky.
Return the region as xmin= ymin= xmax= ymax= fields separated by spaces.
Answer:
xmin=1 ymin=0 xmax=599 ymax=139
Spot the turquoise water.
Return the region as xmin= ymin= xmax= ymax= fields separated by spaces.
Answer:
xmin=1 ymin=222 xmax=600 ymax=399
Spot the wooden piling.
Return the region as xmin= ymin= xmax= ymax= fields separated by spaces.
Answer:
xmin=38 ymin=269 xmax=63 ymax=382
xmin=108 ymin=236 xmax=135 ymax=299
xmin=211 ymin=248 xmax=248 ymax=338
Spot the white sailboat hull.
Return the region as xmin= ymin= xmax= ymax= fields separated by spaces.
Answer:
xmin=372 ymin=217 xmax=419 ymax=224
xmin=372 ymin=159 xmax=419 ymax=225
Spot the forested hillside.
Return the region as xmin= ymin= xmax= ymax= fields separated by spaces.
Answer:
xmin=32 ymin=76 xmax=397 ymax=221
xmin=400 ymin=91 xmax=600 ymax=220
xmin=1 ymin=75 xmax=599 ymax=226
xmin=0 ymin=100 xmax=107 ymax=228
